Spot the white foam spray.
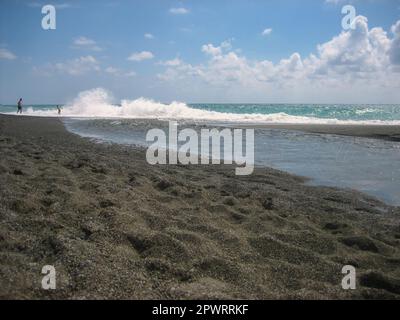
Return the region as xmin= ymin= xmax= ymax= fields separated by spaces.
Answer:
xmin=4 ymin=88 xmax=400 ymax=125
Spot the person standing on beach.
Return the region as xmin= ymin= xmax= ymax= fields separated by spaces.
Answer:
xmin=57 ymin=105 xmax=62 ymax=115
xmin=17 ymin=98 xmax=23 ymax=114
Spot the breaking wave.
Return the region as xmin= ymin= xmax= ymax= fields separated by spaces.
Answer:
xmin=4 ymin=88 xmax=400 ymax=125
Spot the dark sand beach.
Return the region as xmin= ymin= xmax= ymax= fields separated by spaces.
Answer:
xmin=1 ymin=114 xmax=400 ymax=299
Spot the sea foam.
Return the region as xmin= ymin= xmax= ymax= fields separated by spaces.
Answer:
xmin=5 ymin=88 xmax=400 ymax=125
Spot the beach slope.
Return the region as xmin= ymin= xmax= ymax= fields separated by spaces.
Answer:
xmin=0 ymin=115 xmax=399 ymax=299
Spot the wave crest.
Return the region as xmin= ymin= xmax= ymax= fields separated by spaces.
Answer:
xmin=7 ymin=88 xmax=400 ymax=125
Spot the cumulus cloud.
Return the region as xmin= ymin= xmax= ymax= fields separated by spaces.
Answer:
xmin=312 ymin=16 xmax=389 ymax=74
xmin=127 ymin=51 xmax=154 ymax=62
xmin=0 ymin=48 xmax=16 ymax=60
xmin=157 ymin=17 xmax=400 ymax=101
xmin=144 ymin=33 xmax=154 ymax=40
xmin=389 ymin=21 xmax=400 ymax=65
xmin=201 ymin=39 xmax=233 ymax=57
xmin=202 ymin=44 xmax=222 ymax=57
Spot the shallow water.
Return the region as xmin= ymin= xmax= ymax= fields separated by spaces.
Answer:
xmin=64 ymin=118 xmax=400 ymax=206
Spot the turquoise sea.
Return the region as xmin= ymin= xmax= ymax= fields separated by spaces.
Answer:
xmin=1 ymin=103 xmax=400 ymax=124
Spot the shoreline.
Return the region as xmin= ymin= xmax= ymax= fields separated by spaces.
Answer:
xmin=1 ymin=114 xmax=400 ymax=299
xmin=239 ymin=123 xmax=400 ymax=142
xmin=2 ymin=112 xmax=400 ymax=141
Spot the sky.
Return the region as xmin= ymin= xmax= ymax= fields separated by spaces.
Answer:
xmin=0 ymin=0 xmax=399 ymax=104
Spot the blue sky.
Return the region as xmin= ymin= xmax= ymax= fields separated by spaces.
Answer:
xmin=0 ymin=0 xmax=399 ymax=104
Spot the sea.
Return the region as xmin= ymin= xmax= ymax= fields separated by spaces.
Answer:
xmin=1 ymin=88 xmax=399 ymax=205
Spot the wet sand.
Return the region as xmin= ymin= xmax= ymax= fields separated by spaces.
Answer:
xmin=0 ymin=114 xmax=400 ymax=299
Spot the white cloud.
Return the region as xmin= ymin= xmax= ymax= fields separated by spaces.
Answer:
xmin=74 ymin=37 xmax=96 ymax=46
xmin=35 ymin=56 xmax=137 ymax=78
xmin=127 ymin=51 xmax=154 ymax=62
xmin=312 ymin=16 xmax=391 ymax=75
xmin=159 ymin=58 xmax=182 ymax=67
xmin=56 ymin=56 xmax=100 ymax=75
xmin=200 ymin=39 xmax=235 ymax=57
xmin=389 ymin=21 xmax=400 ymax=65
xmin=36 ymin=55 xmax=100 ymax=76
xmin=157 ymin=17 xmax=400 ymax=102
xmin=262 ymin=28 xmax=273 ymax=36
xmin=105 ymin=67 xmax=136 ymax=77
xmin=169 ymin=7 xmax=189 ymax=15
xmin=72 ymin=36 xmax=102 ymax=51
xmin=202 ymin=44 xmax=222 ymax=56
xmin=105 ymin=66 xmax=119 ymax=75
xmin=144 ymin=33 xmax=154 ymax=40
xmin=0 ymin=48 xmax=16 ymax=60
xmin=221 ymin=39 xmax=233 ymax=50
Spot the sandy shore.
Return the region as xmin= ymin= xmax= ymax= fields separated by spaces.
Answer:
xmin=1 ymin=114 xmax=400 ymax=299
